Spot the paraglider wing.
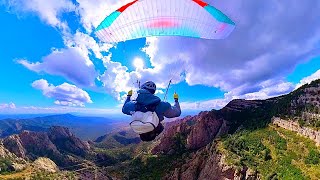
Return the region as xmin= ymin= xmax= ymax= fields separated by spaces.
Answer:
xmin=96 ymin=0 xmax=235 ymax=43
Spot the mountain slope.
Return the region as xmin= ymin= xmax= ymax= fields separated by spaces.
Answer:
xmin=1 ymin=126 xmax=91 ymax=167
xmin=0 ymin=80 xmax=319 ymax=179
xmin=223 ymin=125 xmax=320 ymax=179
xmin=0 ymin=114 xmax=126 ymax=140
xmin=119 ymin=79 xmax=320 ymax=179
xmin=95 ymin=128 xmax=140 ymax=149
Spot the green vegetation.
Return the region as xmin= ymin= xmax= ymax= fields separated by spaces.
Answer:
xmin=124 ymin=153 xmax=187 ymax=180
xmin=0 ymin=158 xmax=15 ymax=174
xmin=105 ymin=132 xmax=190 ymax=179
xmin=218 ymin=101 xmax=275 ymax=131
xmin=219 ymin=126 xmax=320 ymax=180
xmin=172 ymin=132 xmax=187 ymax=154
xmin=30 ymin=171 xmax=76 ymax=180
xmin=94 ymin=145 xmax=134 ymax=165
xmin=305 ymin=149 xmax=320 ymax=165
xmin=219 ymin=79 xmax=320 ymax=132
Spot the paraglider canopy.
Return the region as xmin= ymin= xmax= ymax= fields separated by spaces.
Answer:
xmin=96 ymin=0 xmax=235 ymax=43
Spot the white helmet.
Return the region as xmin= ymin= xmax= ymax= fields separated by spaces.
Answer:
xmin=141 ymin=81 xmax=156 ymax=94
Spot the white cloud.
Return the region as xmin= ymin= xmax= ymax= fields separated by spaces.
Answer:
xmin=0 ymin=103 xmax=16 ymax=109
xmin=181 ymin=98 xmax=229 ymax=111
xmin=64 ymin=31 xmax=113 ymax=60
xmin=32 ymin=79 xmax=92 ymax=107
xmin=181 ymin=79 xmax=295 ymax=110
xmin=142 ymin=0 xmax=320 ymax=98
xmin=3 ymin=0 xmax=75 ymax=31
xmin=99 ymin=60 xmax=140 ymax=100
xmin=76 ymin=0 xmax=132 ymax=33
xmin=0 ymin=105 xmax=121 ymax=115
xmin=155 ymin=90 xmax=164 ymax=95
xmin=296 ymin=69 xmax=320 ymax=89
xmin=18 ymin=48 xmax=97 ymax=87
xmin=6 ymin=0 xmax=320 ymax=110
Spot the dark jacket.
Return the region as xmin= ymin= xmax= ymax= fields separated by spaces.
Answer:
xmin=122 ymin=89 xmax=181 ymax=121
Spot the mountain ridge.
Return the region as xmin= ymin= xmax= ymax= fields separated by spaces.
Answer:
xmin=0 ymin=79 xmax=319 ymax=179
xmin=0 ymin=114 xmax=127 ymax=140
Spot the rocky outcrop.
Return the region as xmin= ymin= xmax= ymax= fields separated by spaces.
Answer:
xmin=0 ymin=143 xmax=27 ymax=172
xmin=160 ymin=80 xmax=320 ymax=179
xmin=296 ymin=85 xmax=320 ymax=107
xmin=186 ymin=112 xmax=224 ymax=150
xmin=223 ymin=99 xmax=263 ymax=112
xmin=19 ymin=131 xmax=59 ymax=159
xmin=164 ymin=143 xmax=258 ymax=180
xmin=272 ymin=117 xmax=320 ymax=146
xmin=48 ymin=126 xmax=90 ymax=157
xmin=152 ymin=111 xmax=225 ymax=154
xmin=33 ymin=157 xmax=59 ymax=173
xmin=153 ymin=99 xmax=267 ymax=155
xmin=1 ymin=126 xmax=91 ymax=167
xmin=2 ymin=134 xmax=26 ymax=158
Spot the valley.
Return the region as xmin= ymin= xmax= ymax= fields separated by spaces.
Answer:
xmin=0 ymin=79 xmax=319 ymax=179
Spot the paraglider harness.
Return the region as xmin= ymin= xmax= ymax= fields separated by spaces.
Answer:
xmin=130 ymin=101 xmax=164 ymax=142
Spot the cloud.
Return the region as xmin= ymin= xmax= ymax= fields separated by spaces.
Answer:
xmin=2 ymin=0 xmax=75 ymax=31
xmin=181 ymin=98 xmax=229 ymax=111
xmin=156 ymin=90 xmax=164 ymax=95
xmin=181 ymin=79 xmax=295 ymax=110
xmin=296 ymin=69 xmax=320 ymax=89
xmin=64 ymin=31 xmax=113 ymax=60
xmin=142 ymin=0 xmax=320 ymax=98
xmin=32 ymin=79 xmax=92 ymax=107
xmin=76 ymin=0 xmax=132 ymax=33
xmin=0 ymin=105 xmax=121 ymax=115
xmin=227 ymin=80 xmax=294 ymax=100
xmin=93 ymin=0 xmax=320 ymax=102
xmin=6 ymin=0 xmax=320 ymax=107
xmin=18 ymin=48 xmax=97 ymax=87
xmin=99 ymin=60 xmax=140 ymax=100
xmin=0 ymin=103 xmax=16 ymax=109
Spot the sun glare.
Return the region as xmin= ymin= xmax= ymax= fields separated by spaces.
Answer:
xmin=133 ymin=57 xmax=144 ymax=69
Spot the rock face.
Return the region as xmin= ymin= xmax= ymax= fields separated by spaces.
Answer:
xmin=223 ymin=99 xmax=263 ymax=112
xmin=164 ymin=143 xmax=258 ymax=180
xmin=152 ymin=111 xmax=225 ymax=154
xmin=296 ymin=85 xmax=320 ymax=107
xmin=0 ymin=142 xmax=27 ymax=172
xmin=33 ymin=157 xmax=59 ymax=173
xmin=157 ymin=79 xmax=320 ymax=179
xmin=152 ymin=99 xmax=268 ymax=155
xmin=272 ymin=117 xmax=320 ymax=146
xmin=48 ymin=126 xmax=90 ymax=156
xmin=2 ymin=134 xmax=26 ymax=158
xmin=186 ymin=112 xmax=223 ymax=150
xmin=1 ymin=126 xmax=90 ymax=167
xmin=19 ymin=131 xmax=59 ymax=159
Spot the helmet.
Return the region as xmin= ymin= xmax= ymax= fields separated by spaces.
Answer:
xmin=141 ymin=81 xmax=156 ymax=94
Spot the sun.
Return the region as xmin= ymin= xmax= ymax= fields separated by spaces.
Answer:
xmin=133 ymin=57 xmax=144 ymax=69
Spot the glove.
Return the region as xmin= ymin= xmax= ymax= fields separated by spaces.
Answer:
xmin=127 ymin=90 xmax=133 ymax=96
xmin=174 ymin=92 xmax=179 ymax=101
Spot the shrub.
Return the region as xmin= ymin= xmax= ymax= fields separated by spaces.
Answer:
xmin=305 ymin=149 xmax=320 ymax=165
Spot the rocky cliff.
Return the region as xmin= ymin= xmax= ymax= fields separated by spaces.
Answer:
xmin=152 ymin=98 xmax=267 ymax=155
xmin=163 ymin=143 xmax=258 ymax=180
xmin=0 ymin=126 xmax=91 ymax=167
xmin=149 ymin=79 xmax=320 ymax=179
xmin=273 ymin=117 xmax=320 ymax=146
xmin=152 ymin=111 xmax=224 ymax=154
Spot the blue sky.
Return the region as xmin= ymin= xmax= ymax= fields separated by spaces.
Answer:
xmin=0 ymin=0 xmax=319 ymax=115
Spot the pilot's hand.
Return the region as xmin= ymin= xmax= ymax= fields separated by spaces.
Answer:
xmin=128 ymin=90 xmax=133 ymax=96
xmin=174 ymin=92 xmax=179 ymax=101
